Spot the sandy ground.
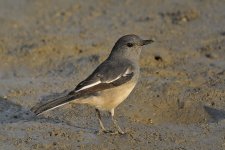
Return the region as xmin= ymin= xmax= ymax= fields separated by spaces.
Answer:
xmin=0 ymin=0 xmax=225 ymax=149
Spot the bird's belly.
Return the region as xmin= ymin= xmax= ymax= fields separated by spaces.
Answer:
xmin=75 ymin=81 xmax=136 ymax=111
xmin=93 ymin=81 xmax=136 ymax=111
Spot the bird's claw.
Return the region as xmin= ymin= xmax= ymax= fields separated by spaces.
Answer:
xmin=96 ymin=129 xmax=126 ymax=135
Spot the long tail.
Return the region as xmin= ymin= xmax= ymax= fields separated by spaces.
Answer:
xmin=31 ymin=94 xmax=77 ymax=115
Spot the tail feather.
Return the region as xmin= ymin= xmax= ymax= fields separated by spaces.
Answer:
xmin=31 ymin=94 xmax=76 ymax=115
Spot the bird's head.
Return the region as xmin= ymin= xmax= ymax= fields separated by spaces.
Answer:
xmin=110 ymin=34 xmax=154 ymax=60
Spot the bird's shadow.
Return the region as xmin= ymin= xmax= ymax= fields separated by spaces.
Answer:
xmin=204 ymin=105 xmax=225 ymax=122
xmin=0 ymin=96 xmax=96 ymax=132
xmin=0 ymin=96 xmax=30 ymax=123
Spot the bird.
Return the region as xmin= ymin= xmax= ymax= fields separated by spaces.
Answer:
xmin=31 ymin=34 xmax=154 ymax=134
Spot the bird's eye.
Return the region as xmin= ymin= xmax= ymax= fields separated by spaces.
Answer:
xmin=127 ymin=43 xmax=134 ymax=47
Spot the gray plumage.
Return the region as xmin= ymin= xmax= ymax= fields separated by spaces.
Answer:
xmin=31 ymin=34 xmax=153 ymax=134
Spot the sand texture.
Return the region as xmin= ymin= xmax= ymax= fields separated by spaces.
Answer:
xmin=0 ymin=0 xmax=225 ymax=149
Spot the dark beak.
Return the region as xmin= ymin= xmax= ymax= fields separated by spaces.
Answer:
xmin=141 ymin=39 xmax=154 ymax=46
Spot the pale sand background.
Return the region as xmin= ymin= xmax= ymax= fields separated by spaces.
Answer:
xmin=0 ymin=0 xmax=225 ymax=149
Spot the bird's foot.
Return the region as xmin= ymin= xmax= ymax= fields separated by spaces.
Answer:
xmin=96 ymin=129 xmax=113 ymax=135
xmin=117 ymin=129 xmax=125 ymax=135
xmin=96 ymin=129 xmax=126 ymax=135
xmin=110 ymin=130 xmax=126 ymax=135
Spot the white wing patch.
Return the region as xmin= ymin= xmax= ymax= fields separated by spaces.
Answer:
xmin=105 ymin=75 xmax=122 ymax=83
xmin=123 ymin=67 xmax=132 ymax=76
xmin=76 ymin=80 xmax=101 ymax=92
xmin=105 ymin=67 xmax=132 ymax=83
xmin=75 ymin=67 xmax=132 ymax=92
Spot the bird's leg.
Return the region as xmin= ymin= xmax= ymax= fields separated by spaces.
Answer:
xmin=110 ymin=109 xmax=125 ymax=134
xmin=95 ymin=109 xmax=109 ymax=133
